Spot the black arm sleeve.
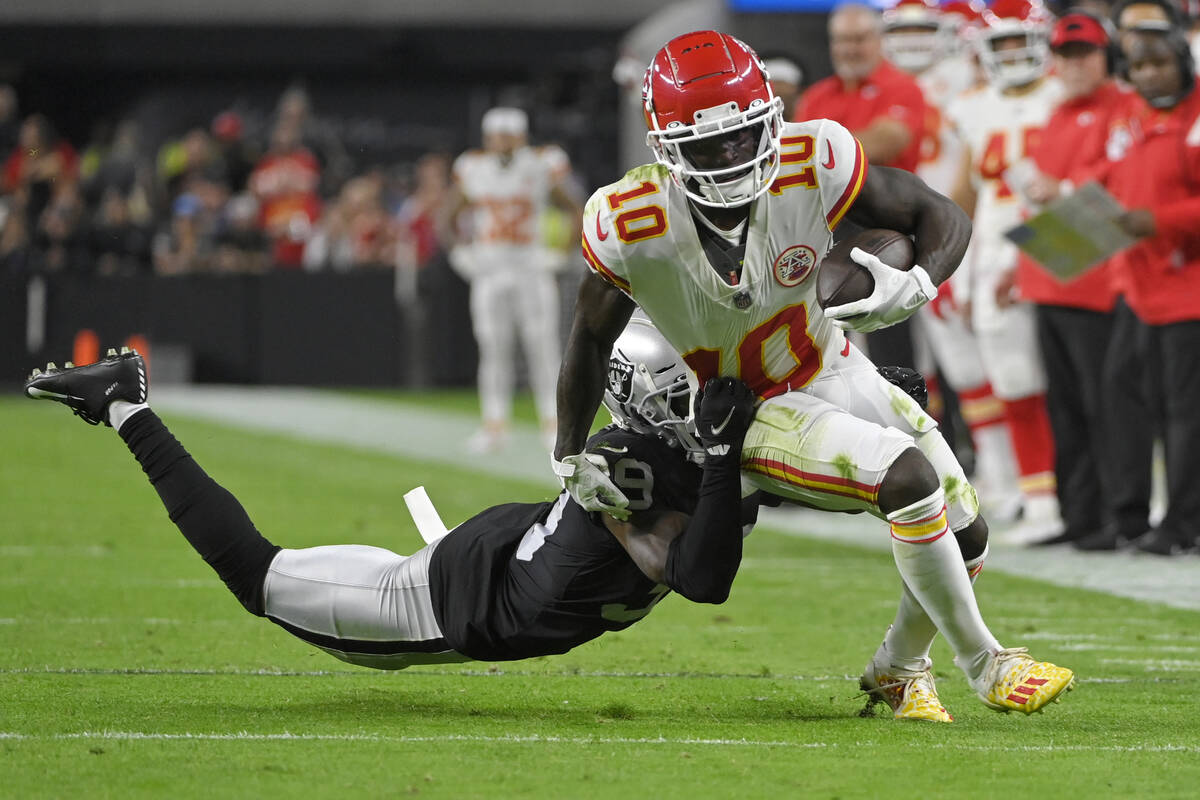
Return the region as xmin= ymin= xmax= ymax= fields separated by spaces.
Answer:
xmin=663 ymin=452 xmax=744 ymax=605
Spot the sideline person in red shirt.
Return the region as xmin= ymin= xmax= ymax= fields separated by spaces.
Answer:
xmin=797 ymin=2 xmax=928 ymax=369
xmin=1101 ymin=24 xmax=1200 ymax=555
xmin=1005 ymin=11 xmax=1148 ymax=548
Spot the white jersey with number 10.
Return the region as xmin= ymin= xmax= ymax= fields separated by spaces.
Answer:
xmin=581 ymin=118 xmax=867 ymax=401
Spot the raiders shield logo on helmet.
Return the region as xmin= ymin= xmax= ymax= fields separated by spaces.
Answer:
xmin=607 ymin=358 xmax=634 ymax=402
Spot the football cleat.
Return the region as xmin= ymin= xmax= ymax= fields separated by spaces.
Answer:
xmin=860 ymin=660 xmax=953 ymax=723
xmin=24 ymin=350 xmax=147 ymax=426
xmin=975 ymin=647 xmax=1075 ymax=714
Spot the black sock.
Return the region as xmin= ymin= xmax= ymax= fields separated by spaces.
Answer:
xmin=119 ymin=409 xmax=281 ymax=616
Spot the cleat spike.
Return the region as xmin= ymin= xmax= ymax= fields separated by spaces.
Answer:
xmin=107 ymin=348 xmax=118 ymax=357
xmin=64 ymin=361 xmax=75 ymax=369
xmin=46 ymin=362 xmax=57 ymax=371
xmin=120 ymin=346 xmax=131 ymax=354
xmin=31 ymin=368 xmax=42 ymax=378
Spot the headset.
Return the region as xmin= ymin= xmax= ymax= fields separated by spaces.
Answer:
xmin=1116 ymin=23 xmax=1196 ymax=106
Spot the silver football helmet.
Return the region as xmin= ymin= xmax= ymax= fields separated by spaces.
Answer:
xmin=603 ymin=315 xmax=704 ymax=460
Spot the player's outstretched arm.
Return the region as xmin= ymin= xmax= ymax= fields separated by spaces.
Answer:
xmin=604 ymin=378 xmax=757 ymax=604
xmin=844 ymin=164 xmax=971 ymax=285
xmin=552 ymin=272 xmax=636 ymax=518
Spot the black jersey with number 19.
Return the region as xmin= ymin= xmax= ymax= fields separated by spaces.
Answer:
xmin=426 ymin=426 xmax=702 ymax=662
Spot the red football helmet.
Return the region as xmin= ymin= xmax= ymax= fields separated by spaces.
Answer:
xmin=642 ymin=30 xmax=784 ymax=208
xmin=976 ymin=0 xmax=1052 ymax=88
xmin=883 ymin=0 xmax=947 ymax=73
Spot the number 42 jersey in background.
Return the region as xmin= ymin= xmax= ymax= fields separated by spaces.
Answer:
xmin=581 ymin=118 xmax=868 ymax=400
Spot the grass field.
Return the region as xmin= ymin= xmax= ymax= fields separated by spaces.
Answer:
xmin=2 ymin=394 xmax=1198 ymax=799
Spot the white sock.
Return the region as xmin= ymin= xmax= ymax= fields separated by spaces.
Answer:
xmin=877 ymin=538 xmax=991 ymax=672
xmin=108 ymin=400 xmax=150 ymax=432
xmin=888 ymin=490 xmax=1000 ymax=685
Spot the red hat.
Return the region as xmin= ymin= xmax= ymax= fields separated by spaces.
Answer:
xmin=211 ymin=110 xmax=243 ymax=141
xmin=1050 ymin=13 xmax=1110 ymax=49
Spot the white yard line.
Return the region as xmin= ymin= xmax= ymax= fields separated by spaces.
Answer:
xmin=0 ymin=730 xmax=1196 ymax=753
xmin=150 ymin=386 xmax=1200 ymax=612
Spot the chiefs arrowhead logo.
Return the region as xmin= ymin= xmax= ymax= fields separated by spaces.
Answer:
xmin=773 ymin=244 xmax=817 ymax=288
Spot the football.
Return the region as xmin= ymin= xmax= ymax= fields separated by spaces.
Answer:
xmin=815 ymin=228 xmax=916 ymax=311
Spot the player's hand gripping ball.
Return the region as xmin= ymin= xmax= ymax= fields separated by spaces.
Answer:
xmin=817 ymin=229 xmax=936 ymax=333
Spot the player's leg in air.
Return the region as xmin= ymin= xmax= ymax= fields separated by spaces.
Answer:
xmin=742 ymin=347 xmax=1074 ymax=721
xmin=24 ymin=349 xmax=473 ymax=669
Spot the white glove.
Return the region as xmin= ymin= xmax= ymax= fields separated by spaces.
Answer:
xmin=823 ymin=247 xmax=938 ymax=333
xmin=551 ymin=453 xmax=630 ymax=521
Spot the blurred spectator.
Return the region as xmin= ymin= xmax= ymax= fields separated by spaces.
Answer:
xmin=152 ymin=192 xmax=216 ymax=275
xmin=210 ymin=110 xmax=259 ymax=194
xmin=212 ymin=192 xmax=270 ymax=273
xmin=80 ymin=119 xmax=148 ymax=205
xmin=275 ymin=84 xmax=352 ymax=197
xmin=0 ymin=197 xmax=33 ymax=276
xmin=249 ymin=120 xmax=321 ymax=268
xmin=0 ymin=84 xmax=18 ymax=158
xmin=3 ymin=114 xmax=79 ymax=230
xmin=157 ymin=127 xmax=225 ymax=208
xmin=395 ymin=152 xmax=451 ymax=272
xmin=303 ymin=172 xmax=391 ymax=271
xmin=34 ymin=183 xmax=88 ymax=273
xmin=89 ymin=186 xmax=153 ymax=276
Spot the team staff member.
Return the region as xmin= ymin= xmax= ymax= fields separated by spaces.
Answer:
xmin=1009 ymin=11 xmax=1147 ymax=547
xmin=1099 ymin=24 xmax=1200 ymax=555
xmin=797 ymin=2 xmax=928 ymax=370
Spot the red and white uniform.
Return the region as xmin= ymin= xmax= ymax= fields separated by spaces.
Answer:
xmin=582 ymin=119 xmax=978 ymax=527
xmin=946 ymin=77 xmax=1062 ymax=397
xmin=452 ymin=145 xmax=571 ymax=427
xmin=915 ymin=55 xmax=977 ymax=195
xmin=1104 ymin=87 xmax=1200 ymax=325
xmin=1017 ymin=81 xmax=1142 ymax=311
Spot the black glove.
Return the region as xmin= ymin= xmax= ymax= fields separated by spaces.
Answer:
xmin=694 ymin=377 xmax=757 ymax=459
xmin=877 ymin=365 xmax=928 ymax=411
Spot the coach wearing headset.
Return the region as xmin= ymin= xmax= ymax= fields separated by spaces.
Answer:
xmin=1009 ymin=10 xmax=1148 ymax=549
xmin=1097 ymin=19 xmax=1200 ymax=556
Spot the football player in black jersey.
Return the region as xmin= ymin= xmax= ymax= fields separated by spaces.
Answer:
xmin=23 ymin=319 xmax=760 ymax=669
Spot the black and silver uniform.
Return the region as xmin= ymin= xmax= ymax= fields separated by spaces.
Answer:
xmin=427 ymin=425 xmax=702 ymax=662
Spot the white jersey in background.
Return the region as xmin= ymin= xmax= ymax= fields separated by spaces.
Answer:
xmin=452 ymin=144 xmax=570 ymax=275
xmin=915 ymin=55 xmax=977 ymax=196
xmin=947 ymin=77 xmax=1062 ymax=274
xmin=451 ymin=143 xmax=572 ymax=450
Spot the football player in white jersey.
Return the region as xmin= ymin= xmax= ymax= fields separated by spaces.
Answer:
xmin=554 ymin=30 xmax=1074 ymax=721
xmin=947 ymin=0 xmax=1066 ymax=540
xmin=885 ymin=0 xmax=1024 ymax=521
xmin=448 ymin=107 xmax=582 ymax=453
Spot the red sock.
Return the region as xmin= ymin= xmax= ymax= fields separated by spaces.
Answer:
xmin=1001 ymin=394 xmax=1056 ymax=494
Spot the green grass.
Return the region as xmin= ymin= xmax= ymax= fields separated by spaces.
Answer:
xmin=2 ymin=396 xmax=1198 ymax=798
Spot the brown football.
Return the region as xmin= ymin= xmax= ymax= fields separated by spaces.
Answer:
xmin=816 ymin=228 xmax=916 ymax=311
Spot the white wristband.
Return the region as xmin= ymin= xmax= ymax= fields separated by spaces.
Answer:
xmin=551 ymin=455 xmax=576 ymax=478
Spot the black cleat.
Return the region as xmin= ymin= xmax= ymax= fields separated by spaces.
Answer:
xmin=24 ymin=348 xmax=147 ymax=426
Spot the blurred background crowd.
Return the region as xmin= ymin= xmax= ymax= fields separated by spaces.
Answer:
xmin=3 ymin=0 xmax=1199 ymax=555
